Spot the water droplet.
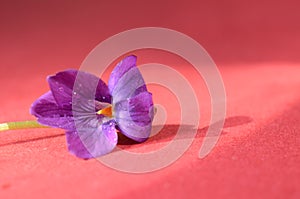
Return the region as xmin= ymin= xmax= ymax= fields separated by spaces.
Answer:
xmin=58 ymin=87 xmax=64 ymax=92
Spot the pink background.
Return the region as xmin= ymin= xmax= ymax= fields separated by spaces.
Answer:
xmin=0 ymin=0 xmax=300 ymax=198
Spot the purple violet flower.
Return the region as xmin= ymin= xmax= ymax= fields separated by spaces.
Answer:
xmin=30 ymin=55 xmax=154 ymax=159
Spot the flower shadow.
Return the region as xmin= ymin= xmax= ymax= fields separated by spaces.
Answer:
xmin=0 ymin=133 xmax=65 ymax=147
xmin=0 ymin=116 xmax=252 ymax=148
xmin=118 ymin=115 xmax=253 ymax=146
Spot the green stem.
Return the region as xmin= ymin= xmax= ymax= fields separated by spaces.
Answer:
xmin=0 ymin=120 xmax=48 ymax=132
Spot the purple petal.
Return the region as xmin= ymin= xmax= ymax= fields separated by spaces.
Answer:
xmin=128 ymin=92 xmax=154 ymax=126
xmin=47 ymin=69 xmax=111 ymax=107
xmin=108 ymin=55 xmax=138 ymax=94
xmin=133 ymin=85 xmax=148 ymax=96
xmin=114 ymin=92 xmax=154 ymax=142
xmin=66 ymin=120 xmax=117 ymax=159
xmin=111 ymin=67 xmax=146 ymax=104
xmin=30 ymin=91 xmax=75 ymax=129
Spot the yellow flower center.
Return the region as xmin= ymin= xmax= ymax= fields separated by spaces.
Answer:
xmin=97 ymin=105 xmax=113 ymax=118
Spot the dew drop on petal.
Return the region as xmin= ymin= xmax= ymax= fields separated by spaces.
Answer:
xmin=113 ymin=136 xmax=117 ymax=142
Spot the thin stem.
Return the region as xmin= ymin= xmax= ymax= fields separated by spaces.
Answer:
xmin=0 ymin=120 xmax=48 ymax=132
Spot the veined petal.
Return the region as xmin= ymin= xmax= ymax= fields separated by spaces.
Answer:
xmin=108 ymin=55 xmax=137 ymax=94
xmin=47 ymin=69 xmax=111 ymax=107
xmin=30 ymin=91 xmax=75 ymax=129
xmin=111 ymin=67 xmax=146 ymax=104
xmin=66 ymin=120 xmax=117 ymax=159
xmin=133 ymin=85 xmax=148 ymax=96
xmin=128 ymin=92 xmax=154 ymax=126
xmin=114 ymin=92 xmax=154 ymax=142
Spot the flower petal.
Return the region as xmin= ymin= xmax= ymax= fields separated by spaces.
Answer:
xmin=114 ymin=92 xmax=154 ymax=142
xmin=30 ymin=91 xmax=75 ymax=129
xmin=108 ymin=55 xmax=137 ymax=94
xmin=111 ymin=67 xmax=147 ymax=104
xmin=47 ymin=69 xmax=111 ymax=107
xmin=66 ymin=120 xmax=117 ymax=159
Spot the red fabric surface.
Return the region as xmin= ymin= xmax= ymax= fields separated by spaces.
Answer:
xmin=1 ymin=1 xmax=300 ymax=198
